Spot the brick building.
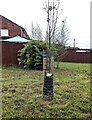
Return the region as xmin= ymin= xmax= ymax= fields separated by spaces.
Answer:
xmin=0 ymin=15 xmax=30 ymax=65
xmin=0 ymin=15 xmax=30 ymax=40
xmin=61 ymin=48 xmax=92 ymax=63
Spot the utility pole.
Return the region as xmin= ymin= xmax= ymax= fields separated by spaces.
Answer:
xmin=73 ymin=39 xmax=76 ymax=48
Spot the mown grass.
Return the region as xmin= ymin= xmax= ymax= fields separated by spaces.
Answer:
xmin=1 ymin=62 xmax=91 ymax=119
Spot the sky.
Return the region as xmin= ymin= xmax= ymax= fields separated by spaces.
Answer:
xmin=0 ymin=0 xmax=91 ymax=48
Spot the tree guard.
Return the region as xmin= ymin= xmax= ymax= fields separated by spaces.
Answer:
xmin=43 ymin=50 xmax=54 ymax=100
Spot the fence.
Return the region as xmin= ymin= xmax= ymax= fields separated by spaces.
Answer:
xmin=0 ymin=41 xmax=25 ymax=65
xmin=1 ymin=44 xmax=92 ymax=65
xmin=62 ymin=48 xmax=92 ymax=63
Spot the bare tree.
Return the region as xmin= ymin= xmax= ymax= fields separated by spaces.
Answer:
xmin=42 ymin=0 xmax=71 ymax=100
xmin=43 ymin=1 xmax=71 ymax=69
xmin=29 ymin=21 xmax=43 ymax=40
xmin=43 ymin=0 xmax=63 ymax=46
xmin=54 ymin=17 xmax=70 ymax=68
xmin=42 ymin=0 xmax=63 ymax=73
xmin=55 ymin=17 xmax=70 ymax=46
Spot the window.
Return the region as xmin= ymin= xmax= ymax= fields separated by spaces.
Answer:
xmin=0 ymin=29 xmax=9 ymax=36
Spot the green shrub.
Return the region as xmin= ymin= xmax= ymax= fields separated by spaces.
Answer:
xmin=18 ymin=40 xmax=48 ymax=70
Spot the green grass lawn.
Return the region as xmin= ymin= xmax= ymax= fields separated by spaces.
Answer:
xmin=1 ymin=62 xmax=91 ymax=119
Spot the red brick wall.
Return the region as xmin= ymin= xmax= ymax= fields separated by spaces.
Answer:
xmin=62 ymin=49 xmax=92 ymax=63
xmin=0 ymin=16 xmax=2 ymax=30
xmin=1 ymin=17 xmax=22 ymax=37
xmin=0 ymin=41 xmax=25 ymax=65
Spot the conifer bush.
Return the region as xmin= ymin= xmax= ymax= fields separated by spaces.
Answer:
xmin=18 ymin=40 xmax=48 ymax=70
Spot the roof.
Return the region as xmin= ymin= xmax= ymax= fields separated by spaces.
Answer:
xmin=4 ymin=36 xmax=29 ymax=43
xmin=0 ymin=15 xmax=24 ymax=29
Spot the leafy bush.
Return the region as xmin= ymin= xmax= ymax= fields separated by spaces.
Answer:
xmin=18 ymin=40 xmax=48 ymax=70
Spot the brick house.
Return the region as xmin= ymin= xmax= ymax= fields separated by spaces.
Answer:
xmin=0 ymin=15 xmax=30 ymax=65
xmin=0 ymin=15 xmax=30 ymax=40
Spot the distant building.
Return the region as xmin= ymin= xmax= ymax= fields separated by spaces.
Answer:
xmin=0 ymin=15 xmax=30 ymax=40
xmin=61 ymin=48 xmax=92 ymax=63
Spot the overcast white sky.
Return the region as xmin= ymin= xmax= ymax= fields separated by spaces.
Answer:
xmin=0 ymin=0 xmax=91 ymax=48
